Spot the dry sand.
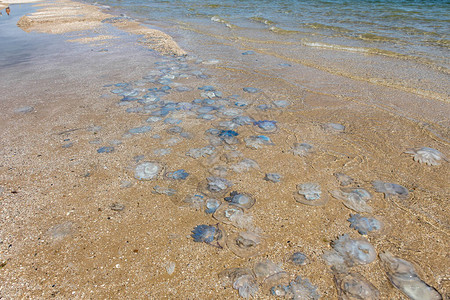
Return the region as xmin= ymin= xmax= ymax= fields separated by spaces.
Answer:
xmin=0 ymin=0 xmax=449 ymax=299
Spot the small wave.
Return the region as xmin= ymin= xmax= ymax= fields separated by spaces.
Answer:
xmin=394 ymin=26 xmax=440 ymax=37
xmin=358 ymin=33 xmax=403 ymax=43
xmin=269 ymin=26 xmax=299 ymax=34
xmin=302 ymin=41 xmax=369 ymax=53
xmin=250 ymin=16 xmax=275 ymax=25
xmin=303 ymin=22 xmax=353 ymax=33
xmin=423 ymin=38 xmax=450 ymax=49
xmin=211 ymin=16 xmax=236 ymax=28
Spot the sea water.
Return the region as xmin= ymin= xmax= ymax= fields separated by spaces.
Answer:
xmin=83 ymin=0 xmax=449 ymax=101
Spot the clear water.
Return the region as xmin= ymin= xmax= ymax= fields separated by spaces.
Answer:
xmin=86 ymin=0 xmax=449 ymax=71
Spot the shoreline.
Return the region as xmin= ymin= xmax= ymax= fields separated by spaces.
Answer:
xmin=3 ymin=0 xmax=186 ymax=56
xmin=0 ymin=0 xmax=449 ymax=298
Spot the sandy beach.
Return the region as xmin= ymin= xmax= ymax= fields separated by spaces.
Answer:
xmin=0 ymin=0 xmax=449 ymax=298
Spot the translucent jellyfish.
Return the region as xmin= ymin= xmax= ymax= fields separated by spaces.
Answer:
xmin=372 ymin=181 xmax=409 ymax=199
xmin=165 ymin=169 xmax=189 ymax=180
xmin=167 ymin=126 xmax=183 ymax=134
xmin=227 ymin=231 xmax=267 ymax=258
xmin=128 ymin=125 xmax=152 ymax=134
xmin=253 ymin=120 xmax=278 ymax=133
xmin=348 ymin=214 xmax=382 ymax=235
xmin=47 ymin=222 xmax=75 ymax=240
xmin=330 ymin=188 xmax=373 ymax=213
xmin=291 ymin=143 xmax=314 ymax=157
xmin=97 ymin=146 xmax=114 ymax=153
xmin=245 ymin=135 xmax=275 ymax=149
xmin=219 ymin=130 xmax=240 ymax=145
xmin=272 ymin=276 xmax=320 ymax=300
xmin=110 ymin=203 xmax=125 ymax=211
xmin=379 ymin=252 xmax=442 ymax=300
xmin=14 ymin=106 xmax=34 ymax=114
xmin=205 ymin=198 xmax=221 ymax=214
xmin=243 ymin=87 xmax=261 ymax=93
xmin=191 ymin=224 xmax=226 ymax=248
xmin=333 ymin=271 xmax=380 ymax=300
xmin=233 ymin=116 xmax=255 ymax=126
xmin=182 ymin=194 xmax=205 ymax=209
xmin=405 ymin=147 xmax=447 ymax=166
xmin=273 ymin=100 xmax=290 ymax=108
xmin=264 ymin=173 xmax=282 ymax=183
xmin=199 ymin=177 xmax=233 ymax=196
xmin=230 ymin=158 xmax=260 ymax=173
xmin=135 ymin=162 xmax=163 ymax=180
xmin=323 ymin=123 xmax=345 ymax=132
xmin=328 ymin=234 xmax=377 ymax=267
xmin=254 ymin=260 xmax=288 ymax=289
xmin=209 ymin=165 xmax=228 ymax=177
xmin=153 ymin=185 xmax=176 ymax=196
xmin=213 ymin=204 xmax=254 ymax=229
xmin=290 ymin=252 xmax=308 ymax=266
xmin=224 ymin=191 xmax=256 ymax=209
xmin=294 ymin=183 xmax=328 ymax=206
xmin=186 ymin=145 xmax=215 ymax=159
xmin=219 ymin=268 xmax=259 ymax=299
xmin=334 ymin=173 xmax=354 ymax=186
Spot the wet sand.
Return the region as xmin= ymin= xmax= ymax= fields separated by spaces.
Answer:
xmin=0 ymin=0 xmax=449 ymax=299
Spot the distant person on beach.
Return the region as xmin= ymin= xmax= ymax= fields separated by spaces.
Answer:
xmin=6 ymin=6 xmax=11 ymax=15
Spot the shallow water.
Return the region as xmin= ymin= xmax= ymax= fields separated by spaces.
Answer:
xmin=85 ymin=0 xmax=449 ymax=102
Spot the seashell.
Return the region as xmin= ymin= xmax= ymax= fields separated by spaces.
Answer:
xmin=219 ymin=268 xmax=258 ymax=299
xmin=348 ymin=214 xmax=382 ymax=235
xmin=213 ymin=204 xmax=254 ymax=229
xmin=372 ymin=181 xmax=409 ymax=199
xmin=294 ymin=183 xmax=329 ymax=206
xmin=191 ymin=224 xmax=226 ymax=248
xmin=224 ymin=191 xmax=256 ymax=209
xmin=134 ymin=161 xmax=163 ymax=180
xmin=227 ymin=231 xmax=267 ymax=258
xmin=379 ymin=252 xmax=442 ymax=300
xmin=291 ymin=143 xmax=314 ymax=157
xmin=330 ymin=188 xmax=372 ymax=213
xmin=333 ymin=271 xmax=380 ymax=300
xmin=405 ymin=147 xmax=447 ymax=166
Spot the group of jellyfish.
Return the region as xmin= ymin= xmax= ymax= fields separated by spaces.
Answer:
xmin=105 ymin=56 xmax=446 ymax=299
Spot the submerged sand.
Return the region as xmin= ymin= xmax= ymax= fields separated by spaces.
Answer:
xmin=0 ymin=0 xmax=449 ymax=299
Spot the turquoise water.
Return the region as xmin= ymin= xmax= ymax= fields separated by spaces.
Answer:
xmin=87 ymin=0 xmax=449 ymax=70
